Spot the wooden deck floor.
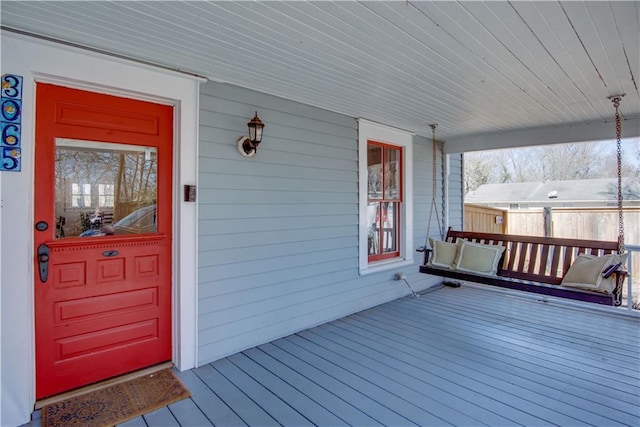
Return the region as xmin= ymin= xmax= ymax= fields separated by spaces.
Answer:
xmin=31 ymin=285 xmax=640 ymax=426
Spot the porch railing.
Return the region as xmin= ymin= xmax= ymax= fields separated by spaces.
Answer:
xmin=622 ymin=244 xmax=639 ymax=311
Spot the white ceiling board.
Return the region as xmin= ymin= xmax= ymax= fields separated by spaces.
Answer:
xmin=509 ymin=1 xmax=608 ymax=120
xmin=609 ymin=2 xmax=640 ymax=95
xmin=1 ymin=0 xmax=638 ymax=152
xmin=561 ymin=2 xmax=626 ymax=96
xmin=482 ymin=2 xmax=591 ymax=118
xmin=406 ymin=1 xmax=565 ymax=124
xmin=450 ymin=2 xmax=572 ymax=117
xmin=305 ymin=2 xmax=478 ymax=124
xmin=348 ymin=1 xmax=540 ymax=126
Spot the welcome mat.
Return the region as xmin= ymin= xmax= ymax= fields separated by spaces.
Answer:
xmin=41 ymin=369 xmax=191 ymax=427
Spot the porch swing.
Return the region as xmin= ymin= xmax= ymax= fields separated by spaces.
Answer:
xmin=418 ymin=96 xmax=629 ymax=306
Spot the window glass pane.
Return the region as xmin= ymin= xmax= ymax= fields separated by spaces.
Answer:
xmin=384 ymin=147 xmax=400 ymax=200
xmin=98 ymin=184 xmax=115 ymax=207
xmin=367 ymin=144 xmax=382 ymax=199
xmin=55 ymin=139 xmax=157 ymax=239
xmin=367 ymin=202 xmax=380 ymax=255
xmin=381 ymin=202 xmax=398 ymax=254
xmin=71 ymin=183 xmax=91 ymax=208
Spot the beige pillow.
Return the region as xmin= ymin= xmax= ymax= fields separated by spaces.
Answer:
xmin=453 ymin=240 xmax=505 ymax=276
xmin=428 ymin=238 xmax=459 ymax=268
xmin=561 ymin=253 xmax=626 ymax=294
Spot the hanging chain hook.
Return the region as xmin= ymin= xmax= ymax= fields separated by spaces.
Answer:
xmin=608 ymin=94 xmax=625 ymax=253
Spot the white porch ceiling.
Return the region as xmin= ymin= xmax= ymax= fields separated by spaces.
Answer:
xmin=2 ymin=1 xmax=639 ymax=151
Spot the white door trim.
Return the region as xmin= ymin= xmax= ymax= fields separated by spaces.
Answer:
xmin=0 ymin=31 xmax=201 ymax=426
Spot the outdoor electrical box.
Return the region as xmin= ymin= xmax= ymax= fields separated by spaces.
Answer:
xmin=184 ymin=185 xmax=196 ymax=202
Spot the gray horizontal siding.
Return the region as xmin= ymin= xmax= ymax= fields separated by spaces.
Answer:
xmin=197 ymin=82 xmax=447 ymax=364
xmin=412 ymin=135 xmax=433 ymax=246
xmin=413 ymin=134 xmax=449 ymax=241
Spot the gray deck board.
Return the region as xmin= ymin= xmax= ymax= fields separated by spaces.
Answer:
xmin=381 ymin=298 xmax=639 ymax=394
xmin=372 ymin=305 xmax=637 ymax=394
xmin=426 ymin=290 xmax=640 ymax=364
xmin=270 ymin=338 xmax=420 ymax=426
xmin=194 ymin=363 xmax=280 ymax=427
xmin=167 ymin=396 xmax=213 ymax=426
xmin=174 ymin=369 xmax=247 ymax=426
xmin=311 ymin=321 xmax=562 ymax=426
xmin=332 ymin=314 xmax=634 ymax=426
xmin=295 ymin=328 xmax=504 ymax=426
xmin=273 ymin=337 xmax=444 ymax=426
xmin=119 ymin=416 xmax=148 ymax=427
xmin=143 ymin=407 xmax=179 ymax=427
xmin=226 ymin=351 xmax=346 ymax=426
xmin=303 ymin=324 xmax=545 ymax=426
xmin=212 ymin=357 xmax=314 ymax=426
xmin=243 ymin=345 xmax=383 ymax=426
xmin=115 ymin=285 xmax=639 ymax=427
xmin=347 ymin=311 xmax=638 ymax=424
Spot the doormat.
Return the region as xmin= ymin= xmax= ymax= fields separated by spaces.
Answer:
xmin=41 ymin=369 xmax=190 ymax=427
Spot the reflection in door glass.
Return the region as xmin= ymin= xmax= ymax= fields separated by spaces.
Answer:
xmin=55 ymin=139 xmax=157 ymax=238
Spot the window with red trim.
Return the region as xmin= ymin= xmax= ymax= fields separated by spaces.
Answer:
xmin=367 ymin=141 xmax=402 ymax=262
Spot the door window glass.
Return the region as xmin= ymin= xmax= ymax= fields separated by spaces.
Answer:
xmin=55 ymin=139 xmax=157 ymax=238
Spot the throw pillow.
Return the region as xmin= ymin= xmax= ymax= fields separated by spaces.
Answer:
xmin=428 ymin=238 xmax=459 ymax=268
xmin=561 ymin=253 xmax=626 ymax=294
xmin=453 ymin=240 xmax=505 ymax=276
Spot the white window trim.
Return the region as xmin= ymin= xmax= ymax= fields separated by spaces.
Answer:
xmin=358 ymin=119 xmax=414 ymax=275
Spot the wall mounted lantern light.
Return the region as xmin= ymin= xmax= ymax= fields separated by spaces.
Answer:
xmin=237 ymin=111 xmax=265 ymax=157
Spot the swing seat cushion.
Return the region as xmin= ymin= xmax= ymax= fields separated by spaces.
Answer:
xmin=427 ymin=238 xmax=459 ymax=268
xmin=453 ymin=240 xmax=506 ymax=276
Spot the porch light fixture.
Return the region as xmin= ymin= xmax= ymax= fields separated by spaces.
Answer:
xmin=237 ymin=111 xmax=265 ymax=157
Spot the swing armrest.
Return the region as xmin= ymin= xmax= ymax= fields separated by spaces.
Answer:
xmin=416 ymin=246 xmax=432 ymax=265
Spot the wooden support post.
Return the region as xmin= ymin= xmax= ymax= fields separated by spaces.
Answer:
xmin=543 ymin=207 xmax=553 ymax=237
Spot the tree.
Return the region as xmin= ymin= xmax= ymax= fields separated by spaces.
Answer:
xmin=538 ymin=143 xmax=607 ymax=181
xmin=463 ymin=139 xmax=636 ymax=194
xmin=463 ymin=151 xmax=494 ymax=193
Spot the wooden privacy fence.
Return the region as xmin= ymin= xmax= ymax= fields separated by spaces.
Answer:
xmin=464 ymin=205 xmax=639 ymax=243
xmin=506 ymin=208 xmax=639 ymax=242
xmin=464 ymin=204 xmax=508 ymax=234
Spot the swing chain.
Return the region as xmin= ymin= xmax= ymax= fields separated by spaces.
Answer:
xmin=610 ymin=95 xmax=625 ymax=253
xmin=424 ymin=123 xmax=444 ymax=250
xmin=431 ymin=124 xmax=438 ymax=197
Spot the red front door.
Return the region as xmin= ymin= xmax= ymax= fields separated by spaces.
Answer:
xmin=34 ymin=84 xmax=174 ymax=399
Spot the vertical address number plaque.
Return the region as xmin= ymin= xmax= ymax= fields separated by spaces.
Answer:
xmin=1 ymin=74 xmax=23 ymax=172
